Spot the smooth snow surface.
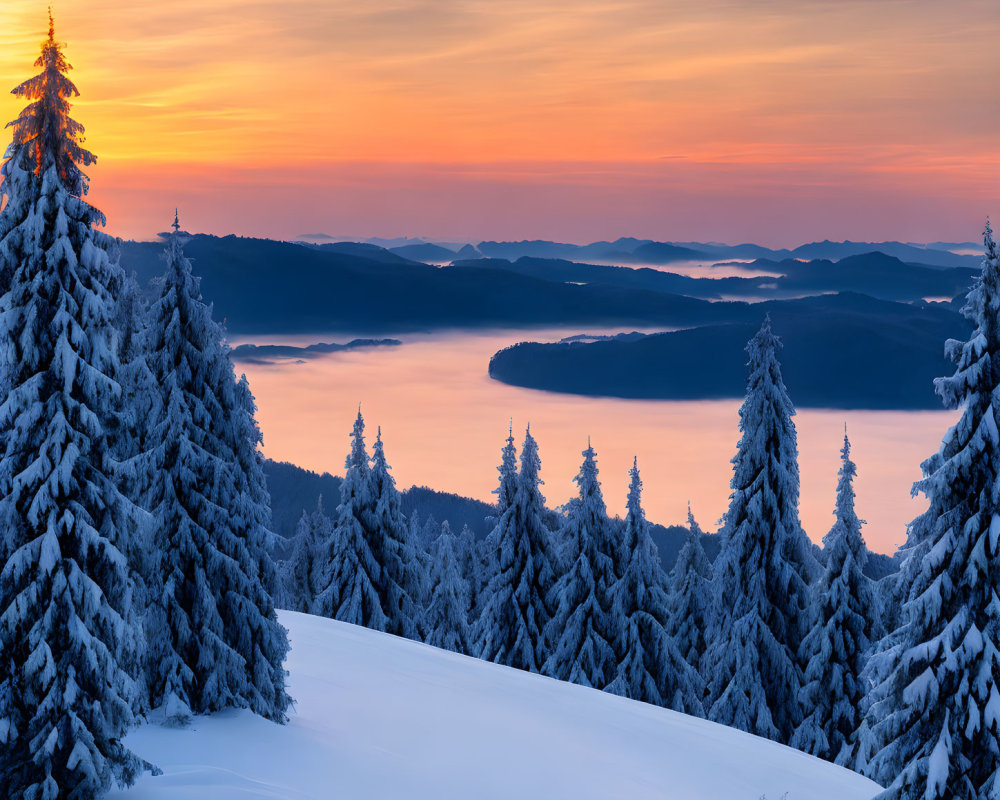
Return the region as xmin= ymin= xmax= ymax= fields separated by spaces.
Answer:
xmin=111 ymin=610 xmax=881 ymax=799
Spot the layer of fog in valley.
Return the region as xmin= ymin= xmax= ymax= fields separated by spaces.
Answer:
xmin=234 ymin=327 xmax=957 ymax=555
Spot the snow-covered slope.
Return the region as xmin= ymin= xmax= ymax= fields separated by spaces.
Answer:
xmin=111 ymin=611 xmax=881 ymax=799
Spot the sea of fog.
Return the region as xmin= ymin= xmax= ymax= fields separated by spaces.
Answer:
xmin=233 ymin=326 xmax=958 ymax=555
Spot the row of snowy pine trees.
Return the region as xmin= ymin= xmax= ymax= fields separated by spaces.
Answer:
xmin=280 ymin=222 xmax=1000 ymax=800
xmin=277 ymin=330 xmax=873 ymax=758
xmin=0 ymin=23 xmax=289 ymax=799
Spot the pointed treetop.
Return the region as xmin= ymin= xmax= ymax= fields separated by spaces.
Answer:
xmin=172 ymin=208 xmax=180 ymax=232
xmin=5 ymin=7 xmax=95 ymax=198
xmin=345 ymin=408 xmax=368 ymax=471
xmin=520 ymin=425 xmax=543 ymax=487
xmin=986 ymin=217 xmax=997 ymax=258
xmin=626 ymin=457 xmax=643 ymax=517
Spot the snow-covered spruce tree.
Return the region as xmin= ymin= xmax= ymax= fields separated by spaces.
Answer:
xmin=424 ymin=526 xmax=473 ymax=654
xmin=607 ymin=459 xmax=705 ymax=714
xmin=791 ymin=431 xmax=878 ymax=766
xmin=456 ymin=523 xmax=481 ymax=622
xmin=369 ymin=426 xmax=422 ymax=639
xmin=0 ymin=18 xmax=145 ymax=796
xmin=476 ymin=426 xmax=558 ymax=671
xmin=280 ymin=497 xmax=332 ymax=612
xmin=313 ymin=411 xmax=386 ymax=629
xmin=543 ymin=442 xmax=618 ymax=688
xmin=704 ymin=316 xmax=814 ymax=744
xmin=474 ymin=424 xmax=519 ymax=621
xmin=866 ymin=222 xmax=1000 ymax=800
xmin=856 ymin=523 xmax=934 ymax=777
xmin=111 ymin=270 xmax=159 ymax=490
xmin=666 ymin=503 xmax=714 ymax=676
xmin=143 ymin=216 xmax=288 ymax=726
xmin=231 ymin=374 xmax=283 ymax=597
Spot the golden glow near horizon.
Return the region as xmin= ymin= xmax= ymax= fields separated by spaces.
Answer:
xmin=0 ymin=1 xmax=997 ymax=242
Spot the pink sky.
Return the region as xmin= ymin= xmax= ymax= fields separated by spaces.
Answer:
xmin=1 ymin=1 xmax=997 ymax=244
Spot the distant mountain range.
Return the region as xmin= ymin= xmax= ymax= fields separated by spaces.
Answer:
xmin=289 ymin=234 xmax=982 ymax=269
xmin=450 ymin=252 xmax=976 ymax=304
xmin=119 ymin=234 xmax=729 ymax=334
xmin=119 ymin=234 xmax=977 ymax=335
xmin=353 ymin=236 xmax=981 ymax=269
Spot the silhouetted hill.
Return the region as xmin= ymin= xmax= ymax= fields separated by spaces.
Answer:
xmin=389 ymin=243 xmax=458 ymax=262
xmin=488 ymin=293 xmax=968 ymax=410
xmin=311 ymin=241 xmax=415 ymax=264
xmin=619 ymin=241 xmax=711 ymax=264
xmin=231 ymin=338 xmax=401 ymax=364
xmin=450 ymin=256 xmax=763 ymax=300
xmin=786 ymin=240 xmax=976 ymax=268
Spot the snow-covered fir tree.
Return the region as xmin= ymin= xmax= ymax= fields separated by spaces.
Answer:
xmin=424 ymin=525 xmax=473 ymax=654
xmin=543 ymin=442 xmax=618 ymax=688
xmin=313 ymin=411 xmax=385 ymax=630
xmin=281 ymin=497 xmax=332 ymax=612
xmin=0 ymin=17 xmax=145 ymax=795
xmin=369 ymin=426 xmax=422 ymax=639
xmin=231 ymin=374 xmax=283 ymax=597
xmin=455 ymin=523 xmax=481 ymax=622
xmin=704 ymin=316 xmax=814 ymax=744
xmin=143 ymin=214 xmax=289 ymax=726
xmin=791 ymin=431 xmax=878 ymax=766
xmin=474 ymin=424 xmax=518 ymax=620
xmin=866 ymin=222 xmax=1000 ymax=800
xmin=608 ymin=460 xmax=705 ymax=714
xmin=111 ymin=269 xmax=159 ymax=497
xmin=666 ymin=503 xmax=714 ymax=675
xmin=476 ymin=426 xmax=558 ymax=672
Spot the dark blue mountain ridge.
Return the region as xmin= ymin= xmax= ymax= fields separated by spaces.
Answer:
xmin=488 ymin=292 xmax=968 ymax=410
xmin=450 ymin=237 xmax=978 ymax=268
xmin=389 ymin=242 xmax=459 ymax=262
xmin=119 ymin=234 xmax=755 ymax=334
xmin=449 ymin=252 xmax=976 ymax=304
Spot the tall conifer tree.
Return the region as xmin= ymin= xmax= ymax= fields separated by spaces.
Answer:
xmin=143 ymin=214 xmax=289 ymax=725
xmin=867 ymin=223 xmax=1000 ymax=799
xmin=791 ymin=431 xmax=878 ymax=765
xmin=667 ymin=504 xmax=714 ymax=672
xmin=281 ymin=497 xmax=332 ymax=612
xmin=704 ymin=317 xmax=814 ymax=743
xmin=608 ymin=460 xmax=704 ymax=714
xmin=0 ymin=17 xmax=145 ymax=795
xmin=544 ymin=442 xmax=618 ymax=688
xmin=476 ymin=427 xmax=558 ymax=671
xmin=369 ymin=427 xmax=422 ymax=639
xmin=313 ymin=411 xmax=385 ymax=629
xmin=424 ymin=525 xmax=473 ymax=654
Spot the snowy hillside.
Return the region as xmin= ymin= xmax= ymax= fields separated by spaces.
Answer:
xmin=111 ymin=611 xmax=880 ymax=800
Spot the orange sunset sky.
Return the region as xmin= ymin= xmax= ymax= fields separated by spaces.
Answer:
xmin=0 ymin=0 xmax=997 ymax=245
